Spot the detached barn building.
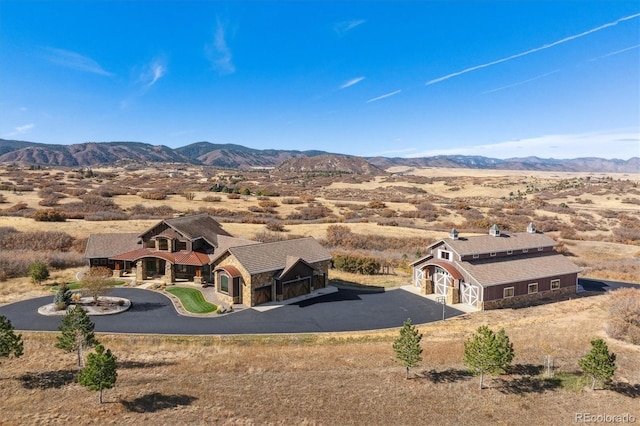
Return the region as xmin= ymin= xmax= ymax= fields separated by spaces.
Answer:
xmin=411 ymin=223 xmax=582 ymax=309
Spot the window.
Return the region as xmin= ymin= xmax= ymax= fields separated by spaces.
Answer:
xmin=551 ymin=279 xmax=560 ymax=290
xmin=490 ymin=252 xmax=496 ymax=257
xmin=538 ymin=247 xmax=544 ymax=251
xmin=506 ymin=250 xmax=513 ymax=255
xmin=439 ymin=250 xmax=451 ymax=260
xmin=522 ymin=248 xmax=529 ymax=253
xmin=100 ymin=258 xmax=107 ymax=265
xmin=220 ymin=274 xmax=229 ymax=293
xmin=158 ymin=239 xmax=169 ymax=251
xmin=528 ymin=283 xmax=538 ymax=294
xmin=503 ymin=287 xmax=514 ymax=298
xmin=177 ymin=241 xmax=187 ymax=251
xmin=472 ymin=253 xmax=480 ymax=259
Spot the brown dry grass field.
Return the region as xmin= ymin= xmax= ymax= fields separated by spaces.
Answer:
xmin=1 ymin=294 xmax=639 ymax=425
xmin=1 ymin=164 xmax=639 ymax=423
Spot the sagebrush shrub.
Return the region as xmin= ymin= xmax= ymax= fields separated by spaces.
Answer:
xmin=607 ymin=288 xmax=640 ymax=345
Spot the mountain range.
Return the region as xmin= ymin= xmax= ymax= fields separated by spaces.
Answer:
xmin=0 ymin=139 xmax=637 ymax=173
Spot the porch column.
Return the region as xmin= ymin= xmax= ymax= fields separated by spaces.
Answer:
xmin=164 ymin=262 xmax=175 ymax=285
xmin=112 ymin=262 xmax=123 ymax=278
xmin=446 ymin=279 xmax=460 ymax=304
xmin=193 ymin=267 xmax=202 ymax=285
xmin=421 ymin=268 xmax=434 ymax=295
xmin=135 ymin=260 xmax=144 ymax=283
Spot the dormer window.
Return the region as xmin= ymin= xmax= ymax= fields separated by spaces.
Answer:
xmin=439 ymin=250 xmax=451 ymax=261
xmin=158 ymin=238 xmax=169 ymax=251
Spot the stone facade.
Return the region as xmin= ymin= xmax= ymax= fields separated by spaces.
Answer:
xmin=482 ymin=285 xmax=576 ymax=310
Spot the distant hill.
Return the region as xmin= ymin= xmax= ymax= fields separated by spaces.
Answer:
xmin=276 ymin=154 xmax=385 ymax=175
xmin=0 ymin=139 xmax=637 ymax=173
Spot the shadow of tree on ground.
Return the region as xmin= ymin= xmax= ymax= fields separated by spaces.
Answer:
xmin=19 ymin=369 xmax=77 ymax=390
xmin=121 ymin=392 xmax=198 ymax=413
xmin=118 ymin=360 xmax=177 ymax=369
xmin=507 ymin=364 xmax=544 ymax=376
xmin=496 ymin=376 xmax=562 ymax=394
xmin=609 ymin=382 xmax=640 ymax=398
xmin=421 ymin=368 xmax=473 ymax=384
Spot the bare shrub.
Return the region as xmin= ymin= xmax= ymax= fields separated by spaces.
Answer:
xmin=33 ymin=209 xmax=66 ymax=222
xmin=128 ymin=204 xmax=175 ymax=218
xmin=607 ymin=288 xmax=640 ymax=345
xmin=227 ymin=193 xmax=241 ymax=200
xmin=85 ymin=211 xmax=129 ymax=221
xmin=332 ymin=252 xmax=381 ymax=275
xmin=184 ymin=192 xmax=196 ymax=201
xmin=61 ymin=187 xmax=87 ymax=197
xmin=612 ymin=227 xmax=640 ymax=244
xmin=287 ymin=205 xmax=333 ymax=221
xmin=282 ymin=197 xmax=303 ymax=205
xmin=1 ymin=230 xmax=74 ymax=251
xmin=367 ymin=200 xmax=386 ymax=209
xmin=258 ymin=200 xmax=279 ymax=208
xmin=139 ymin=191 xmax=167 ymax=200
xmin=379 ymin=208 xmax=396 ymax=218
xmin=202 ymin=195 xmax=221 ymax=203
xmin=266 ymin=222 xmax=286 ymax=232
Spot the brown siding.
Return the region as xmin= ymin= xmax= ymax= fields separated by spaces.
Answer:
xmin=483 ymin=273 xmax=578 ymax=301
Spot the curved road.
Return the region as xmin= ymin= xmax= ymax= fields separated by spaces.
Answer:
xmin=0 ymin=287 xmax=464 ymax=335
xmin=1 ymin=278 xmax=634 ymax=335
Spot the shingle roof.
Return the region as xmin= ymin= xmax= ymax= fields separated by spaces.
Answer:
xmin=140 ymin=214 xmax=231 ymax=247
xmin=228 ymin=237 xmax=331 ymax=275
xmin=455 ymin=251 xmax=582 ymax=287
xmin=211 ymin=235 xmax=260 ymax=262
xmin=84 ymin=233 xmax=141 ymax=259
xmin=444 ymin=232 xmax=557 ymax=256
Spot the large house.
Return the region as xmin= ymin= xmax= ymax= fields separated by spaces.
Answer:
xmin=411 ymin=223 xmax=582 ymax=310
xmin=84 ymin=214 xmax=331 ymax=307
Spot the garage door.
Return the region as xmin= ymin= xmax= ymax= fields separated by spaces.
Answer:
xmin=434 ymin=267 xmax=449 ymax=296
xmin=461 ymin=282 xmax=479 ymax=306
xmin=254 ymin=285 xmax=272 ymax=305
xmin=283 ymin=278 xmax=311 ymax=300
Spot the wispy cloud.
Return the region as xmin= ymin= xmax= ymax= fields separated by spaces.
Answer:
xmin=366 ymin=89 xmax=401 ymax=103
xmin=5 ymin=123 xmax=35 ymax=138
xmin=588 ymin=44 xmax=640 ymax=62
xmin=42 ymin=47 xmax=113 ymax=76
xmin=481 ymin=70 xmax=560 ymax=94
xmin=140 ymin=58 xmax=167 ymax=88
xmin=206 ymin=18 xmax=235 ymax=75
xmin=426 ymin=13 xmax=640 ymax=86
xmin=409 ymin=130 xmax=640 ymax=160
xmin=340 ymin=77 xmax=365 ymax=89
xmin=334 ymin=19 xmax=365 ymax=37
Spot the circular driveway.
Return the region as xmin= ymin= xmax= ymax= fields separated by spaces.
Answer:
xmin=0 ymin=287 xmax=464 ymax=335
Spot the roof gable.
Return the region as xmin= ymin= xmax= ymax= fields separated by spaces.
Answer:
xmin=228 ymin=237 xmax=331 ymax=275
xmin=139 ymin=214 xmax=231 ymax=247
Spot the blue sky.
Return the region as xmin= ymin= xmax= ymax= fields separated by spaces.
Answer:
xmin=1 ymin=1 xmax=639 ymax=160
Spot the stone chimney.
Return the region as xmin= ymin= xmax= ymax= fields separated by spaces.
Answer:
xmin=489 ymin=224 xmax=500 ymax=237
xmin=449 ymin=228 xmax=459 ymax=240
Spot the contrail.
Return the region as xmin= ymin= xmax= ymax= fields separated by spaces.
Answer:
xmin=426 ymin=13 xmax=640 ymax=86
xmin=366 ymin=89 xmax=401 ymax=103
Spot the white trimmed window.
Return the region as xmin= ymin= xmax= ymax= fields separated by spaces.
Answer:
xmin=503 ymin=287 xmax=514 ymax=298
xmin=490 ymin=252 xmax=496 ymax=257
xmin=522 ymin=248 xmax=529 ymax=253
xmin=506 ymin=250 xmax=513 ymax=255
xmin=551 ymin=279 xmax=560 ymax=290
xmin=538 ymin=247 xmax=544 ymax=251
xmin=472 ymin=253 xmax=480 ymax=259
xmin=528 ymin=283 xmax=538 ymax=294
xmin=439 ymin=250 xmax=451 ymax=260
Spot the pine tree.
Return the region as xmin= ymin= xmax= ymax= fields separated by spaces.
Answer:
xmin=392 ymin=318 xmax=423 ymax=379
xmin=28 ymin=261 xmax=49 ymax=285
xmin=53 ymin=283 xmax=72 ymax=310
xmin=56 ymin=305 xmax=99 ymax=368
xmin=0 ymin=315 xmax=23 ymax=362
xmin=463 ymin=325 xmax=515 ymax=389
xmin=578 ymin=338 xmax=617 ymax=390
xmin=78 ymin=344 xmax=117 ymax=404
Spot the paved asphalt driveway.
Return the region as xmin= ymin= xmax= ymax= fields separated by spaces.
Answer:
xmin=0 ymin=286 xmax=464 ymax=335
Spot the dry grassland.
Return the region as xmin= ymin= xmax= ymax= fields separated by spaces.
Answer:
xmin=1 ymin=294 xmax=638 ymax=425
